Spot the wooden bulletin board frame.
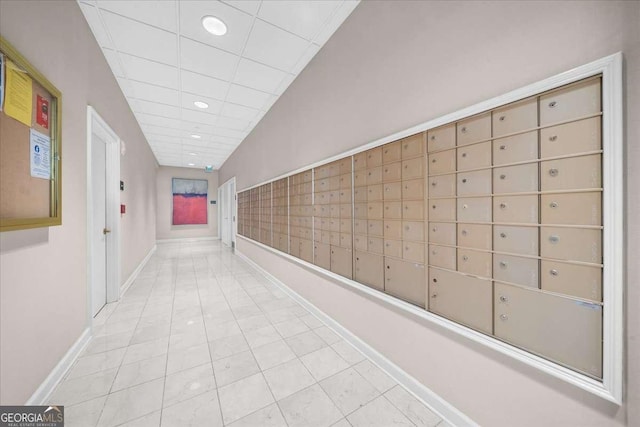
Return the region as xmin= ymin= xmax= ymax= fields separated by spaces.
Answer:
xmin=0 ymin=36 xmax=62 ymax=232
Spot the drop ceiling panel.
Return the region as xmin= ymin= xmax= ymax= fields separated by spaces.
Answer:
xmin=223 ymin=0 xmax=261 ymax=16
xmin=79 ymin=0 xmax=360 ymax=169
xmin=242 ymin=20 xmax=308 ymax=71
xmin=97 ymin=0 xmax=178 ymax=32
xmin=119 ymin=54 xmax=179 ymax=89
xmin=136 ymin=113 xmax=183 ymax=129
xmin=128 ymin=81 xmax=180 ymax=105
xmin=234 ymin=58 xmax=287 ymax=93
xmin=181 ymin=109 xmax=219 ymax=126
xmin=207 ymin=127 xmax=247 ymax=139
xmin=258 ymin=1 xmax=340 ymax=41
xmin=220 ymin=103 xmax=260 ymax=121
xmin=181 ymin=70 xmax=229 ymax=101
xmin=134 ymin=99 xmax=181 ymax=120
xmin=141 ymin=124 xmax=186 ymax=138
xmin=179 ymin=1 xmax=253 ymax=54
xmin=181 ymin=95 xmax=223 ymax=117
xmin=147 ymin=134 xmax=183 ymax=144
xmin=101 ymin=10 xmax=178 ymax=66
xmin=180 ymin=121 xmax=219 ymax=135
xmin=216 ymin=116 xmax=249 ymax=131
xmin=226 ymin=84 xmax=274 ymax=110
xmin=180 ymin=37 xmax=237 ymax=80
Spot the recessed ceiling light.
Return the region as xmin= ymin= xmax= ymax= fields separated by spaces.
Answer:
xmin=202 ymin=16 xmax=227 ymax=36
xmin=193 ymin=101 xmax=209 ymax=109
xmin=190 ymin=134 xmax=201 ymax=139
xmin=188 ymin=163 xmax=195 ymax=166
xmin=189 ymin=152 xmax=197 ymax=156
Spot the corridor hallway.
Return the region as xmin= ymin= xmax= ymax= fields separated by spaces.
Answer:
xmin=48 ymin=240 xmax=447 ymax=427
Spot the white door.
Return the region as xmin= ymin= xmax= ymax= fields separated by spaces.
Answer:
xmin=221 ymin=184 xmax=230 ymax=246
xmin=91 ymin=125 xmax=108 ymax=317
xmin=230 ymin=179 xmax=236 ymax=248
xmin=219 ymin=177 xmax=236 ymax=248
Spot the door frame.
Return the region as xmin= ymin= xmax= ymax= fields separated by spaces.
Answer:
xmin=86 ymin=106 xmax=121 ymax=325
xmin=219 ymin=176 xmax=237 ymax=248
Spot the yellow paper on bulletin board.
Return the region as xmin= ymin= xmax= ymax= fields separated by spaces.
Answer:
xmin=4 ymin=59 xmax=32 ymax=126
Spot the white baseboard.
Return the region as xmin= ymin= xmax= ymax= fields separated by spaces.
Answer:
xmin=236 ymin=249 xmax=477 ymax=427
xmin=120 ymin=244 xmax=157 ymax=297
xmin=156 ymin=236 xmax=219 ymax=243
xmin=26 ymin=328 xmax=92 ymax=405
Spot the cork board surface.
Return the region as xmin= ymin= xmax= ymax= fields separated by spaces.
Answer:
xmin=0 ymin=79 xmax=52 ymax=218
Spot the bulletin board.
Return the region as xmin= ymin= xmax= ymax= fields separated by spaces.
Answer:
xmin=0 ymin=36 xmax=62 ymax=232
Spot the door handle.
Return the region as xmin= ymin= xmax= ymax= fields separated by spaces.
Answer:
xmin=103 ymin=228 xmax=111 ymax=235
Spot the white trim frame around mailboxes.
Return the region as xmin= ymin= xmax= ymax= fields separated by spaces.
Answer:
xmin=237 ymin=52 xmax=624 ymax=404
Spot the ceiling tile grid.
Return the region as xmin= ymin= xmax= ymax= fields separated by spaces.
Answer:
xmin=78 ymin=0 xmax=359 ymax=169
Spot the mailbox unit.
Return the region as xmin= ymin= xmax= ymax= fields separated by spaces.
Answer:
xmin=235 ymin=56 xmax=622 ymax=402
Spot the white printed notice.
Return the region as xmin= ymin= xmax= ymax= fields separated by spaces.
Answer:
xmin=30 ymin=129 xmax=51 ymax=179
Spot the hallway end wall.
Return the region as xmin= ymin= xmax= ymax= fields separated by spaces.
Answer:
xmin=0 ymin=0 xmax=158 ymax=404
xmin=156 ymin=167 xmax=219 ymax=240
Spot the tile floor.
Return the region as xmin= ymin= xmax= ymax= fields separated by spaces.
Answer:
xmin=49 ymin=240 xmax=450 ymax=427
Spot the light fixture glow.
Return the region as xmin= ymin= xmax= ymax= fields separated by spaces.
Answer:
xmin=188 ymin=163 xmax=195 ymax=166
xmin=190 ymin=134 xmax=201 ymax=139
xmin=193 ymin=101 xmax=209 ymax=109
xmin=189 ymin=152 xmax=197 ymax=156
xmin=202 ymin=16 xmax=227 ymax=36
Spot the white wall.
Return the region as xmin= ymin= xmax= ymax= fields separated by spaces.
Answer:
xmin=220 ymin=1 xmax=640 ymax=425
xmin=156 ymin=166 xmax=218 ymax=240
xmin=0 ymin=1 xmax=158 ymax=404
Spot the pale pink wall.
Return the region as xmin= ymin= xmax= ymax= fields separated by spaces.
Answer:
xmin=0 ymin=1 xmax=157 ymax=404
xmin=156 ymin=166 xmax=218 ymax=240
xmin=221 ymin=1 xmax=640 ymax=425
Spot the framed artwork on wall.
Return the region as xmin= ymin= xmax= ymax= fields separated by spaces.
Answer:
xmin=172 ymin=178 xmax=208 ymax=225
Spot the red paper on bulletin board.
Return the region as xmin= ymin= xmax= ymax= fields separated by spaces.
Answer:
xmin=36 ymin=94 xmax=48 ymax=129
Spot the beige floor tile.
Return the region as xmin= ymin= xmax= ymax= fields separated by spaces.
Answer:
xmin=161 ymin=390 xmax=223 ymax=427
xmin=213 ymin=350 xmax=260 ymax=386
xmin=49 ymin=368 xmax=117 ymax=406
xmin=285 ymin=330 xmax=327 ymax=356
xmin=252 ymin=340 xmax=297 ymax=371
xmin=112 ymin=354 xmax=166 ymax=392
xmin=273 ymin=318 xmax=310 ymax=338
xmin=166 ymin=343 xmax=211 ymax=375
xmin=300 ymin=346 xmax=350 ymax=381
xmin=122 ymin=337 xmax=169 ymax=365
xmin=384 ymin=385 xmax=442 ymax=427
xmin=64 ymin=396 xmax=106 ymax=427
xmin=228 ymin=403 xmax=288 ymax=427
xmin=263 ymin=359 xmax=316 ymax=400
xmin=118 ymin=411 xmax=161 ymax=427
xmin=218 ymin=373 xmax=275 ymax=424
xmin=163 ymin=363 xmax=216 ymax=407
xmin=353 ymin=360 xmax=396 ymax=393
xmin=320 ymin=368 xmax=380 ymax=415
xmin=66 ymin=348 xmax=126 ymax=379
xmin=208 ymin=333 xmax=249 ymax=360
xmin=97 ymin=378 xmax=164 ymax=427
xmin=278 ymin=384 xmax=343 ymax=427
